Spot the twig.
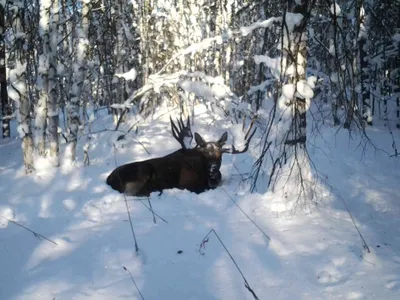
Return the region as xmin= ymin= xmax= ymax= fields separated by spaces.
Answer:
xmin=114 ymin=108 xmax=129 ymax=131
xmin=2 ymin=217 xmax=58 ymax=245
xmin=232 ymin=162 xmax=245 ymax=181
xmin=113 ymin=144 xmax=139 ymax=253
xmin=336 ymin=191 xmax=370 ymax=253
xmin=147 ymin=197 xmax=157 ymax=224
xmin=78 ymin=128 xmax=126 ymax=139
xmin=221 ymin=187 xmax=271 ymax=241
xmin=199 ymin=229 xmax=260 ymax=300
xmin=130 ymin=135 xmax=150 ymax=155
xmin=137 ymin=199 xmax=168 ymax=223
xmin=123 ymin=266 xmax=145 ymax=300
xmin=122 ymin=191 xmax=139 ymax=253
xmin=116 ymin=119 xmax=151 ymax=154
xmin=305 ymin=152 xmax=371 ymax=253
xmin=112 ymin=143 xmax=165 ymax=224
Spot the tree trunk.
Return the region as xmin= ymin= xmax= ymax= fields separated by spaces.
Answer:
xmin=48 ymin=0 xmax=60 ymax=165
xmin=9 ymin=2 xmax=34 ymax=172
xmin=358 ymin=2 xmax=372 ymax=126
xmin=67 ymin=0 xmax=89 ymax=161
xmin=285 ymin=0 xmax=309 ymax=146
xmin=0 ymin=3 xmax=11 ymax=138
xmin=35 ymin=0 xmax=50 ymax=156
xmin=330 ymin=3 xmax=341 ymax=126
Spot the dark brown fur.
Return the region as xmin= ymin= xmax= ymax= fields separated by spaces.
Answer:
xmin=106 ymin=132 xmax=228 ymax=196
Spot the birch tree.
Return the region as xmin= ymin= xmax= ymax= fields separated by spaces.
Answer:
xmin=329 ymin=1 xmax=342 ymax=126
xmin=9 ymin=0 xmax=34 ymax=172
xmin=0 ymin=0 xmax=398 ymax=174
xmin=35 ymin=0 xmax=50 ymax=156
xmin=67 ymin=0 xmax=89 ymax=161
xmin=285 ymin=0 xmax=312 ymax=146
xmin=0 ymin=0 xmax=11 ymax=138
xmin=47 ymin=0 xmax=60 ymax=164
xmin=357 ymin=0 xmax=372 ymax=126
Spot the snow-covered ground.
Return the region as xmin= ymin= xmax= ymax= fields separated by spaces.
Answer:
xmin=1 ymin=106 xmax=400 ymax=299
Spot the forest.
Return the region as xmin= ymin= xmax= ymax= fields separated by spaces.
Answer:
xmin=0 ymin=0 xmax=399 ymax=299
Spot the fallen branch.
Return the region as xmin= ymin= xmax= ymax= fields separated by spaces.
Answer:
xmin=137 ymin=199 xmax=168 ymax=224
xmin=199 ymin=229 xmax=260 ymax=300
xmin=147 ymin=197 xmax=157 ymax=224
xmin=221 ymin=187 xmax=270 ymax=241
xmin=123 ymin=266 xmax=145 ymax=300
xmin=305 ymin=152 xmax=371 ymax=253
xmin=1 ymin=217 xmax=58 ymax=245
xmin=113 ymin=144 xmax=139 ymax=254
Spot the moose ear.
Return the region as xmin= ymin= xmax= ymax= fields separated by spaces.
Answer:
xmin=217 ymin=132 xmax=228 ymax=146
xmin=195 ymin=132 xmax=206 ymax=147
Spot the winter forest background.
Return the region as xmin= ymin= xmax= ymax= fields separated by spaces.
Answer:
xmin=1 ymin=0 xmax=399 ymax=174
xmin=1 ymin=0 xmax=400 ymax=299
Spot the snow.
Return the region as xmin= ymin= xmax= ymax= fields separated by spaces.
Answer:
xmin=392 ymin=33 xmax=400 ymax=42
xmin=307 ymin=76 xmax=317 ymax=89
xmin=110 ymin=103 xmax=130 ymax=110
xmin=285 ymin=13 xmax=304 ymax=32
xmin=296 ymin=79 xmax=314 ymax=99
xmin=283 ymin=83 xmax=296 ymax=101
xmin=179 ymin=80 xmax=225 ymax=101
xmin=330 ymin=2 xmax=342 ymax=16
xmin=157 ymin=15 xmax=284 ymax=75
xmin=62 ymin=199 xmax=77 ymax=211
xmin=254 ymin=55 xmax=284 ymax=79
xmin=229 ymin=124 xmax=247 ymax=151
xmin=16 ymin=124 xmax=29 ymax=138
xmin=0 ymin=206 xmax=15 ymax=229
xmin=1 ymin=105 xmax=400 ymax=299
xmin=115 ymin=68 xmax=138 ymax=81
xmin=240 ymin=17 xmax=281 ymax=36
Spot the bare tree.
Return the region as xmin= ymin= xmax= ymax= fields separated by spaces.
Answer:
xmin=67 ymin=0 xmax=89 ymax=161
xmin=47 ymin=0 xmax=60 ymax=164
xmin=357 ymin=0 xmax=372 ymax=126
xmin=0 ymin=1 xmax=11 ymax=138
xmin=34 ymin=0 xmax=50 ymax=156
xmin=9 ymin=0 xmax=34 ymax=172
xmin=284 ymin=0 xmax=313 ymax=146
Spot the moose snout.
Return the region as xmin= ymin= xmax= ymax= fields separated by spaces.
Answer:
xmin=210 ymin=163 xmax=218 ymax=172
xmin=208 ymin=170 xmax=222 ymax=188
xmin=207 ymin=162 xmax=222 ymax=189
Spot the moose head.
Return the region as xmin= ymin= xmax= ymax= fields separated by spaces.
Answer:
xmin=193 ymin=131 xmax=227 ymax=188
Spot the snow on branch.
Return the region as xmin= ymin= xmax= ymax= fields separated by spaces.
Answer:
xmin=157 ymin=16 xmax=282 ymax=74
xmin=115 ymin=68 xmax=137 ymax=81
xmin=179 ymin=72 xmax=239 ymax=102
xmin=113 ymin=70 xmax=252 ymax=120
xmin=112 ymin=15 xmax=282 ymax=117
xmin=157 ymin=34 xmax=233 ymax=74
xmin=247 ymin=80 xmax=274 ymax=96
xmin=240 ymin=17 xmax=282 ymax=36
xmin=254 ymin=55 xmax=286 ymax=79
xmin=111 ymin=71 xmax=185 ymax=111
xmin=284 ymin=13 xmax=304 ymax=32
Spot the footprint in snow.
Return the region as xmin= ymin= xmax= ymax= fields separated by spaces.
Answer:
xmin=83 ymin=203 xmax=102 ymax=222
xmin=317 ymin=269 xmax=341 ymax=285
xmin=63 ymin=199 xmax=77 ymax=211
xmin=385 ymin=280 xmax=399 ymax=290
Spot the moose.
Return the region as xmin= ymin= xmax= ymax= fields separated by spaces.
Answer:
xmin=106 ymin=116 xmax=256 ymax=196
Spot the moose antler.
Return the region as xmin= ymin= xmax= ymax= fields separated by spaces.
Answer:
xmin=223 ymin=116 xmax=257 ymax=154
xmin=170 ymin=116 xmax=193 ymax=150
